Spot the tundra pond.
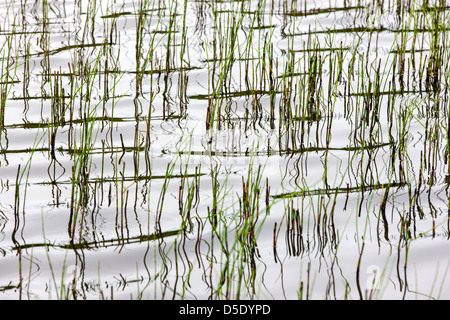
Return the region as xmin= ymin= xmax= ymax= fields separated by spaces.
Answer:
xmin=0 ymin=0 xmax=449 ymax=300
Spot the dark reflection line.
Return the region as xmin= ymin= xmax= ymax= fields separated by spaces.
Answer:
xmin=283 ymin=5 xmax=365 ymax=17
xmin=288 ymin=26 xmax=450 ymax=36
xmin=11 ymin=229 xmax=182 ymax=251
xmin=176 ymin=142 xmax=393 ymax=156
xmin=1 ymin=115 xmax=182 ymax=130
xmin=11 ymin=172 xmax=206 ymax=187
xmin=273 ymin=181 xmax=406 ymax=199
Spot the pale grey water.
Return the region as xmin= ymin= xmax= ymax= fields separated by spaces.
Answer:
xmin=0 ymin=0 xmax=449 ymax=299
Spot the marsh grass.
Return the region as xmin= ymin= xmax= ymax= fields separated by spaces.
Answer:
xmin=0 ymin=0 xmax=449 ymax=300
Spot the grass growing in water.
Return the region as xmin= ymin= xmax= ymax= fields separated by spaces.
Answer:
xmin=0 ymin=0 xmax=449 ymax=300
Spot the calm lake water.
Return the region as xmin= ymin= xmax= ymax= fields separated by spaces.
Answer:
xmin=0 ymin=0 xmax=449 ymax=299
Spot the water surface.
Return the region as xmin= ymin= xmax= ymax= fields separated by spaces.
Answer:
xmin=0 ymin=0 xmax=449 ymax=299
